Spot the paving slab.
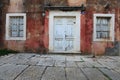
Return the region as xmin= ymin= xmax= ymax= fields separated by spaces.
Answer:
xmin=97 ymin=56 xmax=117 ymax=64
xmin=15 ymin=66 xmax=46 ymax=80
xmin=81 ymin=68 xmax=109 ymax=80
xmin=1 ymin=54 xmax=35 ymax=65
xmin=52 ymin=55 xmax=66 ymax=61
xmin=41 ymin=67 xmax=66 ymax=80
xmin=99 ymin=68 xmax=120 ymax=80
xmin=37 ymin=57 xmax=54 ymax=66
xmin=26 ymin=56 xmax=42 ymax=65
xmin=0 ymin=64 xmax=28 ymax=80
xmin=98 ymin=60 xmax=118 ymax=69
xmin=106 ymin=56 xmax=120 ymax=62
xmin=90 ymin=62 xmax=104 ymax=67
xmin=82 ymin=57 xmax=104 ymax=67
xmin=0 ymin=54 xmax=15 ymax=65
xmin=54 ymin=60 xmax=66 ymax=67
xmin=66 ymin=68 xmax=87 ymax=80
xmin=66 ymin=56 xmax=83 ymax=61
xmin=66 ymin=61 xmax=78 ymax=67
xmin=0 ymin=54 xmax=14 ymax=59
xmin=40 ymin=54 xmax=50 ymax=58
xmin=76 ymin=61 xmax=93 ymax=68
xmin=81 ymin=57 xmax=92 ymax=62
xmin=114 ymin=67 xmax=120 ymax=74
xmin=15 ymin=53 xmax=36 ymax=59
xmin=108 ymin=61 xmax=120 ymax=69
xmin=0 ymin=54 xmax=120 ymax=80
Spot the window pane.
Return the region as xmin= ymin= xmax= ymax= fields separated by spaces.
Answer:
xmin=11 ymin=31 xmax=18 ymax=37
xmin=19 ymin=25 xmax=23 ymax=30
xmin=20 ymin=17 xmax=24 ymax=25
xmin=19 ymin=31 xmax=23 ymax=37
xmin=96 ymin=17 xmax=110 ymax=39
xmin=9 ymin=16 xmax=24 ymax=37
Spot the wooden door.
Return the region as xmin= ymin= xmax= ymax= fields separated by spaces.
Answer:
xmin=54 ymin=17 xmax=75 ymax=52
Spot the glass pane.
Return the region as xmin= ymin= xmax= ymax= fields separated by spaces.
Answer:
xmin=19 ymin=25 xmax=23 ymax=30
xmin=11 ymin=31 xmax=18 ymax=37
xmin=19 ymin=31 xmax=23 ymax=37
xmin=11 ymin=25 xmax=17 ymax=31
xmin=96 ymin=17 xmax=110 ymax=39
xmin=20 ymin=17 xmax=24 ymax=25
xmin=9 ymin=16 xmax=24 ymax=37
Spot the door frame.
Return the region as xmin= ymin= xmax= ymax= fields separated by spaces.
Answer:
xmin=49 ymin=11 xmax=81 ymax=53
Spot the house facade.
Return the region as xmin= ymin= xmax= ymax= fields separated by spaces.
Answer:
xmin=0 ymin=0 xmax=120 ymax=55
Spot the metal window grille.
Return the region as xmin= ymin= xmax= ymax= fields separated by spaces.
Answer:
xmin=9 ymin=16 xmax=24 ymax=37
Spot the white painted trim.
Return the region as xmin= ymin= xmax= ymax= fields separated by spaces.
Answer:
xmin=6 ymin=13 xmax=26 ymax=40
xmin=93 ymin=14 xmax=115 ymax=42
xmin=49 ymin=11 xmax=81 ymax=53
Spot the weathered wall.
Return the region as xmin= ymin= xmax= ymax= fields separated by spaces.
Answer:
xmin=24 ymin=0 xmax=44 ymax=52
xmin=0 ymin=0 xmax=9 ymax=48
xmin=83 ymin=0 xmax=120 ymax=55
xmin=43 ymin=11 xmax=49 ymax=51
xmin=8 ymin=0 xmax=24 ymax=12
xmin=81 ymin=8 xmax=93 ymax=54
xmin=44 ymin=0 xmax=68 ymax=6
xmin=2 ymin=0 xmax=45 ymax=52
xmin=5 ymin=0 xmax=25 ymax=51
xmin=67 ymin=0 xmax=86 ymax=6
xmin=0 ymin=0 xmax=120 ymax=55
xmin=0 ymin=6 xmax=3 ymax=48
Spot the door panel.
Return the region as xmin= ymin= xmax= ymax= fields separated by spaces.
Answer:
xmin=65 ymin=18 xmax=75 ymax=51
xmin=54 ymin=18 xmax=65 ymax=51
xmin=54 ymin=17 xmax=75 ymax=52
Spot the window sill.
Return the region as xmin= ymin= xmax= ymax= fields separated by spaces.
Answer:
xmin=93 ymin=39 xmax=114 ymax=42
xmin=6 ymin=37 xmax=26 ymax=40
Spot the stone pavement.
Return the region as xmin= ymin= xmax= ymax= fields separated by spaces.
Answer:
xmin=0 ymin=53 xmax=120 ymax=80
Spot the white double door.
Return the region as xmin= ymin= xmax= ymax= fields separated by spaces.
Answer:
xmin=54 ymin=16 xmax=76 ymax=52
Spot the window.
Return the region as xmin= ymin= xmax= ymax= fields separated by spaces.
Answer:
xmin=6 ymin=13 xmax=26 ymax=40
xmin=93 ymin=14 xmax=115 ymax=41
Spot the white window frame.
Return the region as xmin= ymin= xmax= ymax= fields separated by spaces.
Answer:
xmin=6 ymin=13 xmax=26 ymax=40
xmin=93 ymin=14 xmax=115 ymax=41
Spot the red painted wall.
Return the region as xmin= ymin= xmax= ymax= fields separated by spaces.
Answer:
xmin=81 ymin=14 xmax=86 ymax=53
xmin=44 ymin=11 xmax=49 ymax=51
xmin=81 ymin=7 xmax=120 ymax=55
xmin=1 ymin=0 xmax=120 ymax=55
xmin=24 ymin=13 xmax=44 ymax=52
xmin=4 ymin=0 xmax=46 ymax=53
xmin=80 ymin=9 xmax=94 ymax=54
